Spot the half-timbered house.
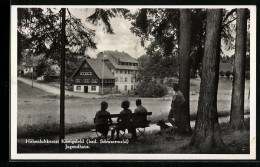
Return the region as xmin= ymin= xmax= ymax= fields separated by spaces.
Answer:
xmin=71 ymin=58 xmax=115 ymax=93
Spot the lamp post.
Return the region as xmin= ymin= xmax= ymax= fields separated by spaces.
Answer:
xmin=31 ymin=66 xmax=34 ymax=88
xmin=101 ymin=55 xmax=105 ymax=98
xmin=59 ymin=8 xmax=66 ymax=152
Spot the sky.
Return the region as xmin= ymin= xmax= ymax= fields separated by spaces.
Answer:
xmin=68 ymin=8 xmax=247 ymax=59
xmin=70 ymin=8 xmax=146 ymax=59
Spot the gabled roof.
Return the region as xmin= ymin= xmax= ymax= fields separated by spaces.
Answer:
xmin=103 ymin=50 xmax=138 ymax=63
xmin=97 ymin=51 xmax=138 ymax=70
xmin=71 ymin=59 xmax=115 ymax=79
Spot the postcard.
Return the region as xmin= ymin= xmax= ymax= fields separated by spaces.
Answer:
xmin=10 ymin=5 xmax=256 ymax=160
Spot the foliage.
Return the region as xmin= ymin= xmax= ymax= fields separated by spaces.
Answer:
xmin=17 ymin=32 xmax=31 ymax=64
xmin=35 ymin=60 xmax=48 ymax=77
xmin=130 ymin=9 xmax=207 ymax=80
xmin=21 ymin=72 xmax=37 ymax=79
xmin=17 ymin=8 xmax=96 ymax=65
xmin=136 ymin=54 xmax=178 ymax=82
xmin=87 ymin=8 xmax=131 ymax=34
xmin=136 ymin=80 xmax=168 ymax=97
xmin=17 ymin=8 xmax=129 ymax=66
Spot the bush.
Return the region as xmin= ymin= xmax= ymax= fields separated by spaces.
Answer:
xmin=225 ymin=71 xmax=231 ymax=79
xmin=219 ymin=71 xmax=225 ymax=77
xmin=21 ymin=72 xmax=37 ymax=79
xmin=136 ymin=80 xmax=168 ymax=97
xmin=44 ymin=75 xmax=53 ymax=82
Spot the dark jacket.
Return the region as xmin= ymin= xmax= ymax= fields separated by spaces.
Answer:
xmin=134 ymin=105 xmax=148 ymax=122
xmin=94 ymin=109 xmax=112 ymax=126
xmin=117 ymin=109 xmax=132 ymax=126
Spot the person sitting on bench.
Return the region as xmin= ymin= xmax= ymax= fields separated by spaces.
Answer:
xmin=94 ymin=101 xmax=112 ymax=139
xmin=131 ymin=99 xmax=148 ymax=139
xmin=111 ymin=100 xmax=133 ymax=139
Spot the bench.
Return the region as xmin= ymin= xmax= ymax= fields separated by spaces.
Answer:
xmin=93 ymin=112 xmax=152 ymax=139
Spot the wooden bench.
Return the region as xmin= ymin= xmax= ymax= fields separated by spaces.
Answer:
xmin=93 ymin=112 xmax=152 ymax=139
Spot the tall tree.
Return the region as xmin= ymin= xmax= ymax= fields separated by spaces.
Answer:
xmin=131 ymin=9 xmax=205 ymax=133
xmin=178 ymin=9 xmax=192 ymax=133
xmin=59 ymin=8 xmax=66 ymax=152
xmin=230 ymin=9 xmax=248 ymax=129
xmin=190 ymin=9 xmax=227 ymax=153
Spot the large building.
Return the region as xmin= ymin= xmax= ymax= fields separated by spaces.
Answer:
xmin=97 ymin=50 xmax=138 ymax=93
xmin=71 ymin=58 xmax=115 ymax=93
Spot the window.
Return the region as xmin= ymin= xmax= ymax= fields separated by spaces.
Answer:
xmin=131 ymin=85 xmax=133 ymax=91
xmin=91 ymin=79 xmax=98 ymax=83
xmin=75 ymin=79 xmax=80 ymax=83
xmin=120 ymin=70 xmax=122 ymax=74
xmin=120 ymin=77 xmax=123 ymax=82
xmin=124 ymin=85 xmax=127 ymax=91
xmin=80 ymin=72 xmax=92 ymax=75
xmin=76 ymin=86 xmax=81 ymax=90
xmin=128 ymin=70 xmax=130 ymax=74
xmin=116 ymin=85 xmax=118 ymax=91
xmin=91 ymin=86 xmax=96 ymax=91
xmin=83 ymin=79 xmax=90 ymax=83
xmin=125 ymin=70 xmax=127 ymax=74
xmin=125 ymin=77 xmax=127 ymax=82
xmin=80 ymin=72 xmax=85 ymax=75
xmin=104 ymin=80 xmax=107 ymax=83
xmin=115 ymin=77 xmax=118 ymax=82
xmin=131 ymin=77 xmax=134 ymax=83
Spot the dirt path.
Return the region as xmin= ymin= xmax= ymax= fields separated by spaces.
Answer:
xmin=17 ymin=114 xmax=250 ymax=143
xmin=18 ymin=77 xmax=103 ymax=99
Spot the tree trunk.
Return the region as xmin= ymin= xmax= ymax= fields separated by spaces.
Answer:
xmin=59 ymin=8 xmax=66 ymax=152
xmin=190 ymin=9 xmax=227 ymax=153
xmin=230 ymin=9 xmax=247 ymax=130
xmin=178 ymin=9 xmax=192 ymax=134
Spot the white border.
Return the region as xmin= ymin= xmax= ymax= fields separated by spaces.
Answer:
xmin=11 ymin=5 xmax=256 ymax=160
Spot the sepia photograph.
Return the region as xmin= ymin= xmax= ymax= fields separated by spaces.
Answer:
xmin=11 ymin=5 xmax=256 ymax=160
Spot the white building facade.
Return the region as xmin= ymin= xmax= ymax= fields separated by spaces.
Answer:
xmin=97 ymin=50 xmax=138 ymax=94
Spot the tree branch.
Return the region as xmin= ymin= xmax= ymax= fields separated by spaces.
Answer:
xmin=222 ymin=9 xmax=237 ymax=23
xmin=222 ymin=18 xmax=236 ymax=29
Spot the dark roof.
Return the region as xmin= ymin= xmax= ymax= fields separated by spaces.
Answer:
xmin=71 ymin=59 xmax=115 ymax=79
xmin=97 ymin=51 xmax=138 ymax=70
xmin=103 ymin=50 xmax=138 ymax=63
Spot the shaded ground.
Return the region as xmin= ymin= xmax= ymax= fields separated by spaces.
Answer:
xmin=17 ymin=118 xmax=250 ymax=154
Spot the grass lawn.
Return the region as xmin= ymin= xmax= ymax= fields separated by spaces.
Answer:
xmin=17 ymin=78 xmax=250 ymax=138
